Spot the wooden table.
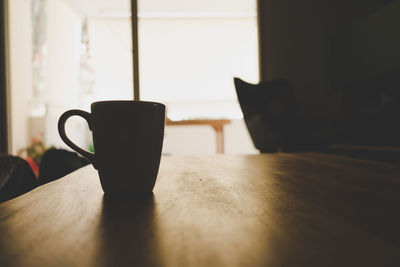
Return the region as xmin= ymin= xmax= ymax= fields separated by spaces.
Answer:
xmin=166 ymin=118 xmax=231 ymax=154
xmin=1 ymin=153 xmax=399 ymax=266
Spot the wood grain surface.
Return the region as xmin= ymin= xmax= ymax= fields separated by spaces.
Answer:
xmin=0 ymin=153 xmax=399 ymax=266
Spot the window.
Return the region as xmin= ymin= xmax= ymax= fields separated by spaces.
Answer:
xmin=5 ymin=0 xmax=258 ymax=156
xmin=138 ymin=0 xmax=259 ymax=120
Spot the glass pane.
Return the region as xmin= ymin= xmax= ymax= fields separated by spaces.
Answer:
xmin=8 ymin=0 xmax=132 ymax=157
xmin=138 ymin=0 xmax=259 ymax=154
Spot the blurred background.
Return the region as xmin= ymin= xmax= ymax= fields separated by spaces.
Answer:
xmin=7 ymin=0 xmax=259 ymax=156
xmin=4 ymin=0 xmax=400 ymax=162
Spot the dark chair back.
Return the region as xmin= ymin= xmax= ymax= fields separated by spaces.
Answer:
xmin=0 ymin=155 xmax=38 ymax=203
xmin=39 ymin=148 xmax=89 ymax=185
xmin=234 ymin=77 xmax=332 ymax=153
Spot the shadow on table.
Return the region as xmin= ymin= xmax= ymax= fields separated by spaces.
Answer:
xmin=97 ymin=193 xmax=163 ymax=267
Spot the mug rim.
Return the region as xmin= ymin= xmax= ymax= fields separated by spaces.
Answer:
xmin=91 ymin=100 xmax=165 ymax=108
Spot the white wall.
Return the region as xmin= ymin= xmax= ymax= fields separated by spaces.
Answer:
xmin=8 ymin=0 xmax=32 ymax=154
xmin=163 ymin=119 xmax=258 ymax=155
xmin=225 ymin=119 xmax=258 ymax=154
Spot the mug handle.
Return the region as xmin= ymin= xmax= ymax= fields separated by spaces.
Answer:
xmin=58 ymin=109 xmax=97 ymax=169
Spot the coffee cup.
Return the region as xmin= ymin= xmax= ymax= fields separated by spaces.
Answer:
xmin=58 ymin=100 xmax=165 ymax=194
